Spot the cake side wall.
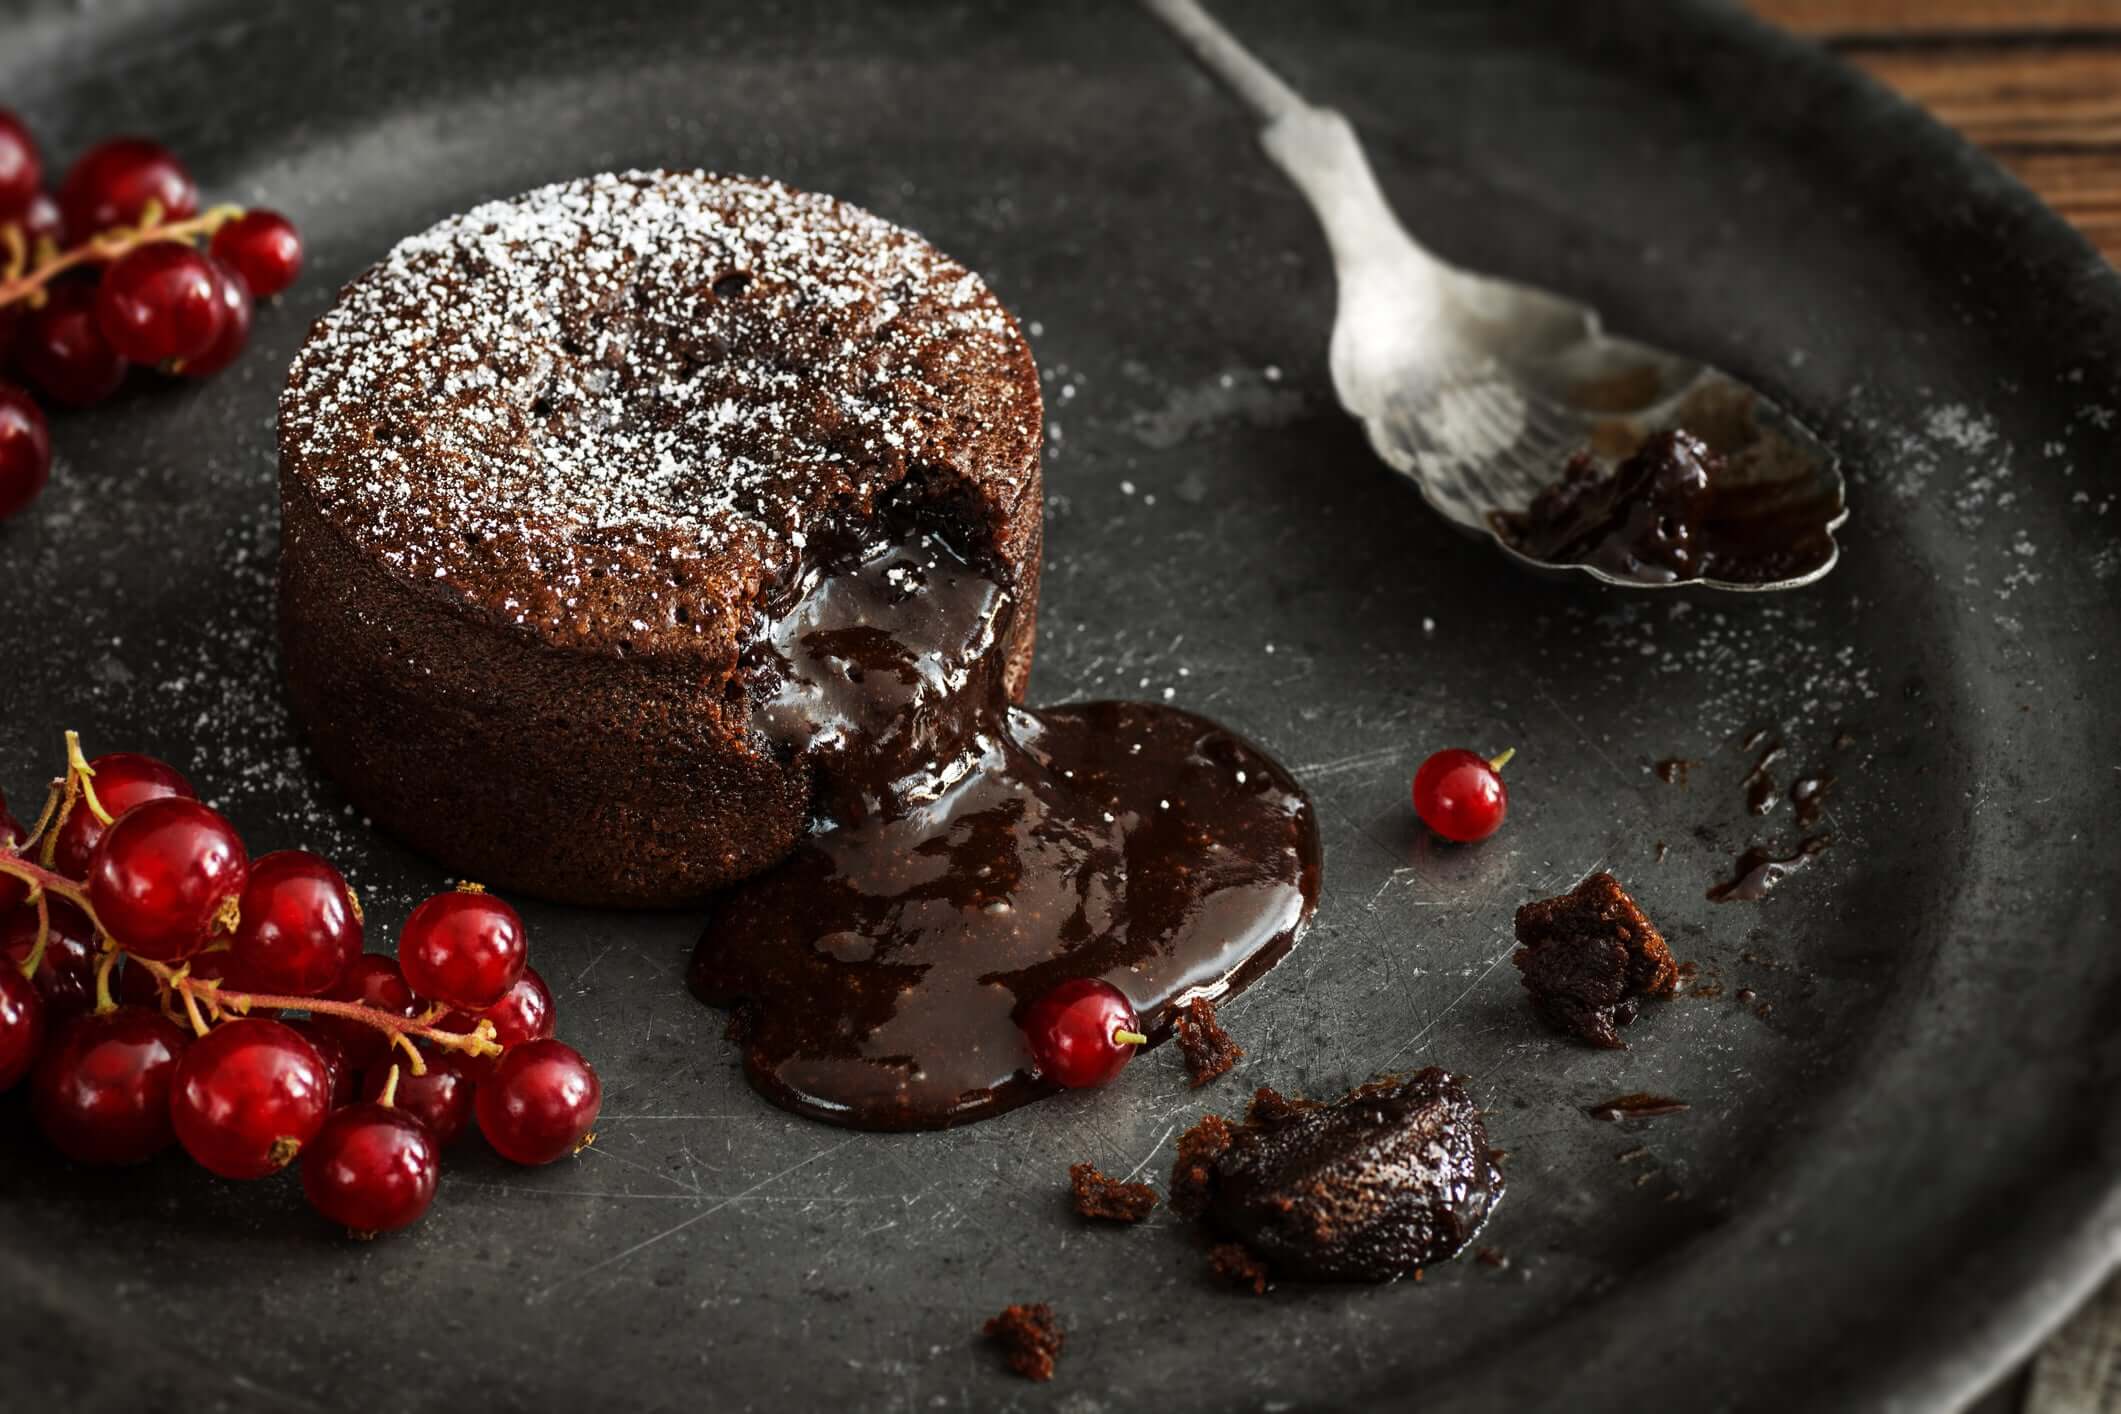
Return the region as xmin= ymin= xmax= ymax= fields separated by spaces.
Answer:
xmin=278 ymin=475 xmax=815 ymax=908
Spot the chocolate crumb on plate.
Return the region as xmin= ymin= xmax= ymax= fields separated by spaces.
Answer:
xmin=1178 ymin=1070 xmax=1504 ymax=1282
xmin=982 ymin=1302 xmax=1063 ymax=1382
xmin=1208 ymin=1242 xmax=1270 ymax=1294
xmin=1173 ymin=996 xmax=1243 ymax=1087
xmin=1068 ymin=1162 xmax=1158 ymax=1223
xmin=1511 ymin=871 xmax=1679 ymax=1049
xmin=1169 ymin=1112 xmax=1235 ymax=1218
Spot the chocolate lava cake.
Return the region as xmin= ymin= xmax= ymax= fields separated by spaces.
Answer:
xmin=279 ymin=172 xmax=1043 ymax=906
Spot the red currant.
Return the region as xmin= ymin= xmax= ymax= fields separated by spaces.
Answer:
xmin=50 ymin=751 xmax=195 ymax=878
xmin=0 ymin=379 xmax=51 ymax=522
xmin=31 ymin=1006 xmax=188 ymax=1164
xmin=95 ymin=243 xmax=226 ymax=367
xmin=170 ymin=1017 xmax=331 ymax=1178
xmin=1019 ymin=978 xmax=1146 ymax=1089
xmin=307 ymin=953 xmax=416 ymax=1070
xmin=86 ymin=796 xmax=249 ymax=962
xmin=209 ymin=210 xmax=302 ymax=297
xmin=364 ymin=1051 xmax=475 ymax=1146
xmin=57 ymin=137 xmax=196 ymax=242
xmin=0 ymin=900 xmax=99 ymax=1016
xmin=13 ymin=191 xmax=62 ymax=248
xmin=300 ymin=1102 xmax=439 ymax=1234
xmin=284 ymin=1018 xmax=356 ymax=1106
xmin=0 ymin=110 xmax=39 ymax=216
xmin=1411 ymin=747 xmax=1513 ymax=843
xmin=0 ymin=806 xmax=32 ymax=915
xmin=175 ymin=256 xmax=253 ymax=379
xmin=0 ymin=966 xmax=43 ymax=1091
xmin=476 ymin=1039 xmax=600 ymax=1165
xmin=111 ymin=955 xmax=165 ymax=1009
xmin=227 ymin=849 xmax=361 ymax=996
xmin=441 ymin=964 xmax=552 ymax=1078
xmin=399 ymin=887 xmax=526 ymax=1012
xmin=16 ymin=281 xmax=127 ymax=407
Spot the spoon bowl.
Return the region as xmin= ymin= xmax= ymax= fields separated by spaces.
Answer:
xmin=1145 ymin=1 xmax=1849 ymax=592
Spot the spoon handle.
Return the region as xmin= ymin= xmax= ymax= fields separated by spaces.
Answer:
xmin=1136 ymin=0 xmax=1307 ymax=123
xmin=1139 ymin=0 xmax=1435 ymax=285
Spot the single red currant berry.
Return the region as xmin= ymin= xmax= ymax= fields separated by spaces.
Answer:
xmin=0 ymin=804 xmax=29 ymax=917
xmin=284 ymin=1019 xmax=356 ymax=1107
xmin=175 ymin=256 xmax=253 ymax=379
xmin=364 ymin=1050 xmax=475 ymax=1146
xmin=442 ymin=964 xmax=552 ymax=1078
xmin=0 ymin=379 xmax=51 ymax=522
xmin=300 ymin=1102 xmax=439 ymax=1234
xmin=13 ymin=190 xmax=62 ymax=248
xmin=307 ymin=953 xmax=417 ymax=1070
xmin=50 ymin=751 xmax=195 ymax=879
xmin=170 ymin=1017 xmax=331 ymax=1178
xmin=95 ymin=243 xmax=227 ymax=367
xmin=0 ymin=899 xmax=100 ymax=1016
xmin=209 ymin=210 xmax=302 ymax=297
xmin=1411 ymin=747 xmax=1514 ymax=843
xmin=1019 ymin=978 xmax=1147 ymax=1089
xmin=0 ymin=839 xmax=30 ymax=919
xmin=227 ymin=849 xmax=361 ymax=996
xmin=476 ymin=1039 xmax=600 ymax=1165
xmin=31 ymin=1006 xmax=189 ymax=1164
xmin=111 ymin=955 xmax=165 ymax=1009
xmin=0 ymin=110 xmax=40 ymax=216
xmin=399 ymin=887 xmax=527 ymax=1013
xmin=86 ymin=796 xmax=249 ymax=962
xmin=0 ymin=967 xmax=44 ymax=1091
xmin=57 ymin=137 xmax=196 ymax=242
xmin=16 ymin=282 xmax=127 ymax=407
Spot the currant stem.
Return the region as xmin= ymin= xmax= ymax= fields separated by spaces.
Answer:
xmin=92 ymin=947 xmax=118 ymax=1016
xmin=378 ymin=1064 xmax=402 ymax=1109
xmin=17 ymin=891 xmax=50 ymax=982
xmin=1488 ymin=748 xmax=1517 ymax=773
xmin=62 ymin=730 xmax=115 ymax=827
xmin=124 ymin=953 xmax=501 ymax=1060
xmin=1113 ymin=1028 xmax=1148 ymax=1047
xmin=0 ymin=203 xmax=246 ymax=312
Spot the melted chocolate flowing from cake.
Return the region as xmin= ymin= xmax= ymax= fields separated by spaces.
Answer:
xmin=689 ymin=536 xmax=1321 ymax=1131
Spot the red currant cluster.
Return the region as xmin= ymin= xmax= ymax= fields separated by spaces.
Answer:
xmin=0 ymin=112 xmax=303 ymax=522
xmin=0 ymin=734 xmax=601 ymax=1237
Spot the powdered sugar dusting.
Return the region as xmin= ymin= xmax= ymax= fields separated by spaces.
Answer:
xmin=281 ymin=170 xmax=1039 ymax=649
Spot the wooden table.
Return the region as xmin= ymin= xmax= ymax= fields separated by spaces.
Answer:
xmin=1750 ymin=7 xmax=2121 ymax=1409
xmin=1755 ymin=0 xmax=2121 ymax=261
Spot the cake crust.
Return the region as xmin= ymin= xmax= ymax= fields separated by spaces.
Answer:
xmin=279 ymin=171 xmax=1043 ymax=906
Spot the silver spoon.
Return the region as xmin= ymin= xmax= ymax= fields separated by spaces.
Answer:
xmin=1139 ymin=0 xmax=1848 ymax=592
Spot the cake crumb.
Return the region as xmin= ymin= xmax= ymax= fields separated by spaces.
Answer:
xmin=1208 ymin=1242 xmax=1270 ymax=1294
xmin=1068 ymin=1163 xmax=1158 ymax=1223
xmin=1173 ymin=996 xmax=1242 ymax=1087
xmin=1511 ymin=872 xmax=1678 ymax=1049
xmin=1169 ymin=1112 xmax=1234 ymax=1217
xmin=982 ymin=1302 xmax=1063 ymax=1382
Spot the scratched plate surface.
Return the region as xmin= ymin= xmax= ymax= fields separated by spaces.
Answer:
xmin=1 ymin=2 xmax=2117 ymax=1410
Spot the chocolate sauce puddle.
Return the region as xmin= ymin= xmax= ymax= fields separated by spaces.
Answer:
xmin=1494 ymin=427 xmax=1839 ymax=585
xmin=1707 ymin=834 xmax=1832 ymax=903
xmin=689 ymin=534 xmax=1322 ymax=1131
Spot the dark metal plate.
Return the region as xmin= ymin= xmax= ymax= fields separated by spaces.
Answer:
xmin=2 ymin=2 xmax=2116 ymax=1409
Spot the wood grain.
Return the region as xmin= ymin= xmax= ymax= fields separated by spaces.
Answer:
xmin=1752 ymin=0 xmax=2121 ymax=260
xmin=1755 ymin=0 xmax=2121 ymax=37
